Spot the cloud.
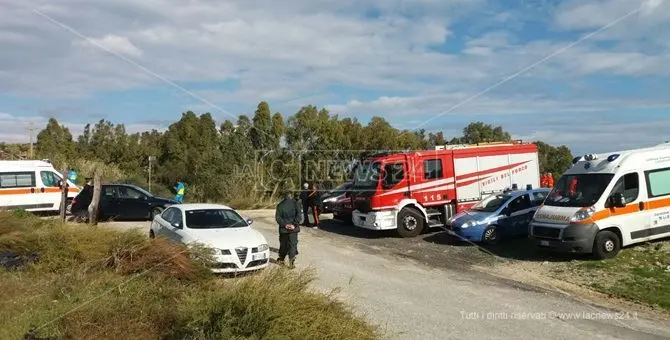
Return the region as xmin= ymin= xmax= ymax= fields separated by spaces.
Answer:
xmin=0 ymin=0 xmax=669 ymax=154
xmin=73 ymin=34 xmax=143 ymax=58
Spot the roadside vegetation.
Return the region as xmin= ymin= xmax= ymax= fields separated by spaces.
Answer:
xmin=552 ymin=241 xmax=670 ymax=311
xmin=489 ymin=237 xmax=670 ymax=312
xmin=0 ymin=211 xmax=381 ymax=339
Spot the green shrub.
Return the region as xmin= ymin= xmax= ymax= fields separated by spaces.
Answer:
xmin=0 ymin=212 xmax=380 ymax=339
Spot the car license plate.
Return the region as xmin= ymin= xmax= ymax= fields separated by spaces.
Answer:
xmin=540 ymin=240 xmax=549 ymax=246
xmin=252 ymin=253 xmax=266 ymax=261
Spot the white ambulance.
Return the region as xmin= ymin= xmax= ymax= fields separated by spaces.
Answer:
xmin=529 ymin=142 xmax=670 ymax=259
xmin=0 ymin=160 xmax=80 ymax=212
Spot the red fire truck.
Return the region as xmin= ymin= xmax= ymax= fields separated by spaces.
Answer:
xmin=350 ymin=141 xmax=540 ymax=237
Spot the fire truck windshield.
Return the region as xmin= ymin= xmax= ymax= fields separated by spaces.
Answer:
xmin=353 ymin=161 xmax=381 ymax=189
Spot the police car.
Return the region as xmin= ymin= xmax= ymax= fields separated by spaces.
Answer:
xmin=445 ymin=187 xmax=550 ymax=244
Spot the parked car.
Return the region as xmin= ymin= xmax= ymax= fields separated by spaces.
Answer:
xmin=319 ymin=182 xmax=354 ymax=221
xmin=149 ymin=203 xmax=270 ymax=273
xmin=73 ymin=183 xmax=177 ymax=221
xmin=445 ymin=188 xmax=550 ymax=244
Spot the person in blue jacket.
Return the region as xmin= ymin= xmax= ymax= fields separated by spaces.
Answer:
xmin=68 ymin=168 xmax=78 ymax=184
xmin=174 ymin=179 xmax=185 ymax=203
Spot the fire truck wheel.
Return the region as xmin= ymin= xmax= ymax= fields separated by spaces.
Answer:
xmin=397 ymin=208 xmax=425 ymax=238
xmin=482 ymin=226 xmax=500 ymax=245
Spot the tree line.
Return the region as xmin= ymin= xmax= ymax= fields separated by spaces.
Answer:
xmin=31 ymin=101 xmax=574 ymax=207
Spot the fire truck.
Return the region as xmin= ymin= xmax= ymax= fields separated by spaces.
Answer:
xmin=350 ymin=141 xmax=541 ymax=237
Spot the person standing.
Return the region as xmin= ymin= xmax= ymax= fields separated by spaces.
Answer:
xmin=71 ymin=177 xmax=93 ymax=222
xmin=307 ymin=182 xmax=320 ymax=229
xmin=275 ymin=189 xmax=302 ymax=268
xmin=546 ymin=173 xmax=554 ymax=188
xmin=67 ymin=168 xmax=78 ymax=184
xmin=174 ymin=179 xmax=185 ymax=203
xmin=299 ymin=182 xmax=310 ymax=227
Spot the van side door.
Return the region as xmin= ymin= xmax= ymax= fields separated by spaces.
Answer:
xmin=38 ymin=170 xmax=64 ymax=211
xmin=642 ymin=168 xmax=670 ymax=242
xmin=604 ymin=171 xmax=647 ymax=246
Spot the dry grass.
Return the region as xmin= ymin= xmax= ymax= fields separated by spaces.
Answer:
xmin=0 ymin=211 xmax=380 ymax=339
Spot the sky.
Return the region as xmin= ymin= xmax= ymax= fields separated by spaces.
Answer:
xmin=0 ymin=0 xmax=669 ymax=156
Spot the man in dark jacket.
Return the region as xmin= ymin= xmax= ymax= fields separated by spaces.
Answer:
xmin=299 ymin=182 xmax=310 ymax=227
xmin=71 ymin=177 xmax=93 ymax=221
xmin=275 ymin=189 xmax=302 ymax=268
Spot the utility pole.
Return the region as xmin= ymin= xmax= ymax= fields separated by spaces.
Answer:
xmin=27 ymin=121 xmax=35 ymax=159
xmin=148 ymin=156 xmax=155 ymax=191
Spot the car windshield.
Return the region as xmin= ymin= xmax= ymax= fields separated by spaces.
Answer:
xmin=131 ymin=185 xmax=153 ymax=197
xmin=328 ymin=183 xmax=352 ymax=196
xmin=185 ymin=209 xmax=248 ymax=229
xmin=353 ymin=162 xmax=380 ymax=190
xmin=544 ymin=173 xmax=614 ymax=207
xmin=471 ymin=193 xmax=514 ymax=212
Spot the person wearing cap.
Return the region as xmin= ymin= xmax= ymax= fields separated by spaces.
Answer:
xmin=275 ymin=189 xmax=302 ymax=268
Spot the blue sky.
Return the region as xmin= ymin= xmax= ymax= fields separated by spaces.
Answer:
xmin=0 ymin=0 xmax=669 ymax=156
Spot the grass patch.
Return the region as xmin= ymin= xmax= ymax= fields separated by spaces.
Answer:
xmin=556 ymin=242 xmax=670 ymax=310
xmin=0 ymin=212 xmax=380 ymax=339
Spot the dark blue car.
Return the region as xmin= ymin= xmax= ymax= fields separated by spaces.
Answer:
xmin=445 ymin=188 xmax=550 ymax=244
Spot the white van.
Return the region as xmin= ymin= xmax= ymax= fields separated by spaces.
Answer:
xmin=529 ymin=142 xmax=670 ymax=259
xmin=0 ymin=160 xmax=80 ymax=212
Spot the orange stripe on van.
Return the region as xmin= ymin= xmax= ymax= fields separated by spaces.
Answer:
xmin=0 ymin=188 xmax=33 ymax=195
xmin=0 ymin=187 xmax=80 ymax=195
xmin=574 ymin=197 xmax=670 ymax=224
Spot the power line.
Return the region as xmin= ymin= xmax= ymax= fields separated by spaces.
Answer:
xmin=27 ymin=121 xmax=35 ymax=159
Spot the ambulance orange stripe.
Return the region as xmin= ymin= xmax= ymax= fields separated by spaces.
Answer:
xmin=0 ymin=188 xmax=33 ymax=195
xmin=0 ymin=187 xmax=80 ymax=195
xmin=575 ymin=197 xmax=670 ymax=224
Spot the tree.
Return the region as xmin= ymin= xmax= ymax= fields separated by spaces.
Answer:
xmin=456 ymin=121 xmax=512 ymax=144
xmin=35 ymin=118 xmax=75 ymax=164
xmin=31 ymin=103 xmax=575 ymax=207
xmin=535 ymin=141 xmax=573 ymax=179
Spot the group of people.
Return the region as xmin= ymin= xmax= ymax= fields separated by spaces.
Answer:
xmin=540 ymin=172 xmax=554 ymax=188
xmin=274 ymin=181 xmax=322 ymax=269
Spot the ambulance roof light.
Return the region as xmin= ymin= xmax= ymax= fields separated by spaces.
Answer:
xmin=584 ymin=154 xmax=598 ymax=161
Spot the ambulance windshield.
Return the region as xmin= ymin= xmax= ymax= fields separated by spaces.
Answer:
xmin=544 ymin=173 xmax=614 ymax=207
xmin=353 ymin=161 xmax=381 ymax=189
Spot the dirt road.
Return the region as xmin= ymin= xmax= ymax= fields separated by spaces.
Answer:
xmin=103 ymin=211 xmax=670 ymax=340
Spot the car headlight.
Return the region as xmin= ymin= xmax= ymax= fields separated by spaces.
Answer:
xmin=212 ymin=248 xmax=231 ymax=255
xmin=460 ymin=221 xmax=475 ymax=229
xmin=257 ymin=244 xmax=269 ymax=252
xmin=569 ymin=206 xmax=596 ymax=223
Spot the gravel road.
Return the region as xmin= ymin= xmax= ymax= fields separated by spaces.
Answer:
xmin=102 ymin=210 xmax=670 ymax=340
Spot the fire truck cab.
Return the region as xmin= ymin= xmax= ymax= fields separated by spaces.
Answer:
xmin=350 ymin=141 xmax=541 ymax=237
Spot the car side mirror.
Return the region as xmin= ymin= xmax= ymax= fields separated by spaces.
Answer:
xmin=172 ymin=222 xmax=182 ymax=229
xmin=246 ymin=218 xmax=254 ymax=226
xmin=610 ymin=193 xmax=626 ymax=208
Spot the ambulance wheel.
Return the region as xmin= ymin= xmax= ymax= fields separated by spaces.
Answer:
xmin=482 ymin=226 xmax=500 ymax=245
xmin=593 ymin=230 xmax=620 ymax=260
xmin=397 ymin=208 xmax=424 ymax=238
